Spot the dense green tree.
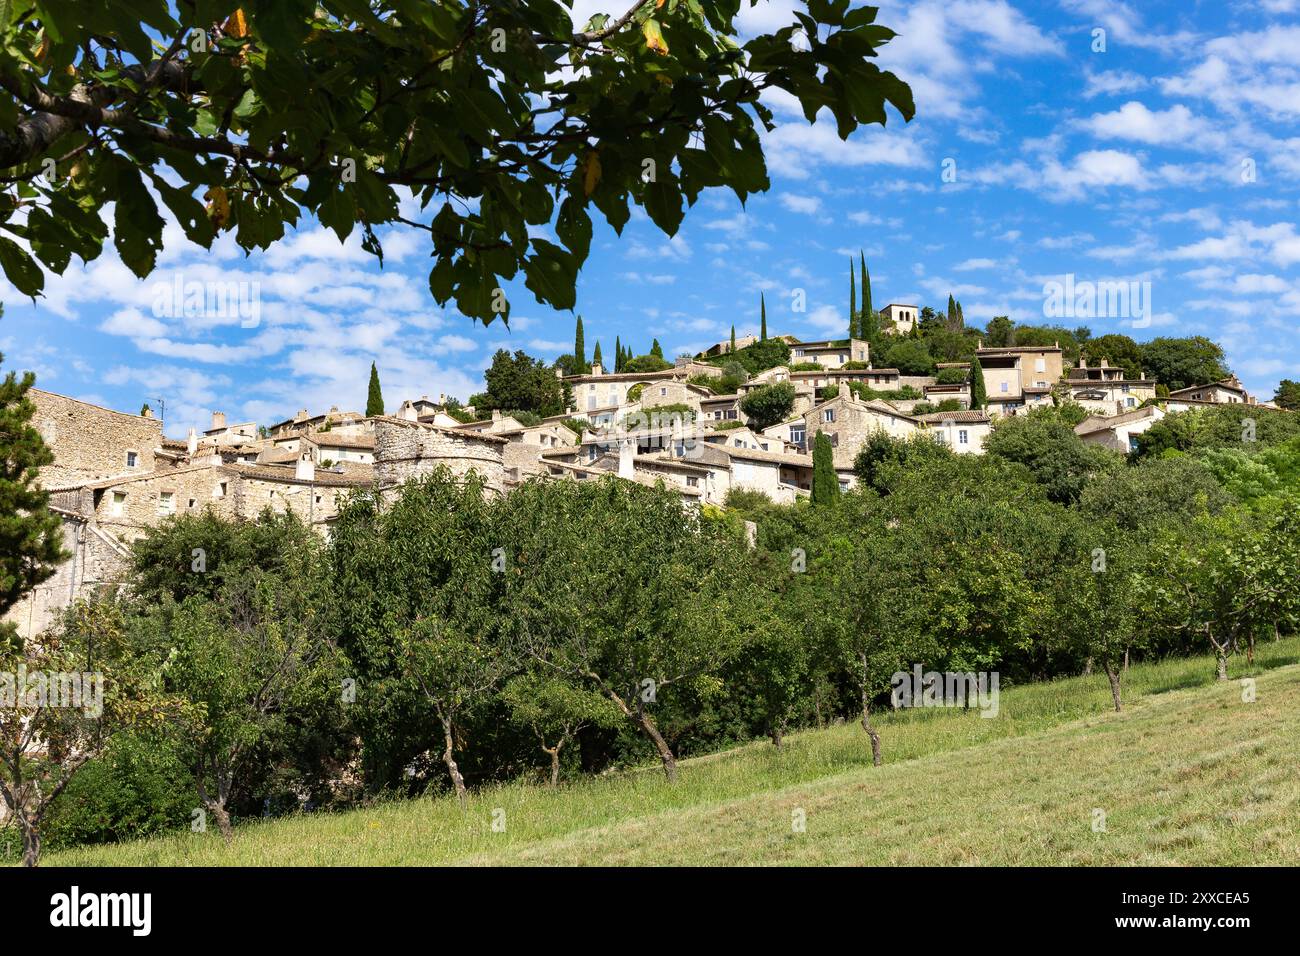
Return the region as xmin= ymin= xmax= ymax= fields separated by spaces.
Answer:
xmin=1 ymin=603 xmax=177 ymax=865
xmin=985 ymin=409 xmax=1119 ymax=505
xmin=501 ymin=672 xmax=619 ymax=786
xmin=811 ymin=431 xmax=839 ymax=507
xmin=0 ymin=2 xmax=913 ymax=322
xmin=984 ymin=315 xmax=1013 ymax=348
xmin=624 ymin=353 xmax=671 ymax=373
xmin=592 ymin=340 xmax=604 ymax=370
xmin=1274 ymin=379 xmax=1300 ymax=411
xmin=495 ymin=477 xmax=754 ymax=782
xmin=884 ymin=339 xmax=934 ymax=375
xmin=853 ymin=431 xmax=952 ymax=494
xmin=1050 ymin=528 xmax=1147 ymax=711
xmin=1081 ymin=333 xmax=1143 ymax=378
xmin=0 ymin=349 xmax=66 ymax=634
xmin=1139 ymin=337 xmax=1230 ymax=390
xmin=739 ymin=381 xmax=796 ymax=431
xmin=650 ymin=338 xmax=664 ymax=360
xmin=481 ymin=349 xmax=566 ymax=417
xmin=366 ymin=361 xmax=384 ymax=417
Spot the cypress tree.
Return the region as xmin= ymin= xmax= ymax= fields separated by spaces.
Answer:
xmin=730 ymin=325 xmax=736 ymax=353
xmin=956 ymin=300 xmax=965 ymax=328
xmin=593 ymin=340 xmax=604 ymax=369
xmin=811 ymin=431 xmax=840 ymax=507
xmin=760 ymin=293 xmax=768 ymax=341
xmin=946 ymin=294 xmax=957 ymax=329
xmin=860 ymin=253 xmax=872 ymax=332
xmin=366 ymin=361 xmax=385 ymax=417
xmin=849 ymin=259 xmax=857 ymax=339
xmin=613 ymin=335 xmax=621 ymax=372
xmin=970 ymin=356 xmax=987 ymax=410
xmin=651 ymin=338 xmax=664 ymax=360
xmin=0 ymin=347 xmax=67 ymax=625
xmin=575 ymin=315 xmax=586 ymax=371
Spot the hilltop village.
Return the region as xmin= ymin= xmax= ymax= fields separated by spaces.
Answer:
xmin=6 ymin=307 xmax=1271 ymax=641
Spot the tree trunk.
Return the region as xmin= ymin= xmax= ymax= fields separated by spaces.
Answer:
xmin=440 ymin=714 xmax=467 ymax=802
xmin=543 ymin=745 xmax=560 ymax=788
xmin=208 ymin=800 xmax=233 ymax=842
xmin=1216 ymin=653 xmax=1228 ymax=682
xmin=769 ymin=721 xmax=784 ymax=749
xmin=1273 ymin=619 xmax=1281 ymax=643
xmin=1123 ymin=648 xmax=1130 ymax=672
xmin=19 ymin=815 xmax=40 ymax=868
xmin=1103 ymin=662 xmax=1122 ymax=713
xmin=860 ymin=689 xmax=882 ymax=767
xmin=1082 ymin=656 xmax=1093 ymax=676
xmin=634 ymin=701 xmax=678 ymax=783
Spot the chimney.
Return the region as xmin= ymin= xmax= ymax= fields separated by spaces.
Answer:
xmin=618 ymin=438 xmax=634 ymax=479
xmin=977 ymin=339 xmax=983 ymax=349
xmin=491 ymin=409 xmax=502 ymax=422
xmin=438 ymin=393 xmax=447 ymax=405
xmin=296 ymin=452 xmax=315 ymax=482
xmin=141 ymin=406 xmax=153 ymax=419
xmin=591 ymin=362 xmax=603 ymax=376
xmin=399 ymin=401 xmax=418 ymax=422
xmin=211 ymin=411 xmax=226 ymax=431
xmin=295 ymin=408 xmax=308 ymax=422
xmin=187 ymin=427 xmax=198 ymax=455
xmin=1099 ymin=358 xmax=1109 ymax=368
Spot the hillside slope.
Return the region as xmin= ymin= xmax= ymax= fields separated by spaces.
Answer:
xmin=42 ymin=643 xmax=1300 ymax=866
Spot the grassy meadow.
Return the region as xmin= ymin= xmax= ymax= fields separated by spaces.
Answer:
xmin=41 ymin=637 xmax=1300 ymax=866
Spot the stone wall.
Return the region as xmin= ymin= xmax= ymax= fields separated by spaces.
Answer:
xmin=1 ymin=516 xmax=131 ymax=640
xmin=374 ymin=418 xmax=507 ymax=495
xmin=29 ymin=389 xmax=163 ymax=487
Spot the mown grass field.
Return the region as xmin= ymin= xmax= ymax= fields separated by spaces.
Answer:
xmin=43 ymin=638 xmax=1300 ymax=866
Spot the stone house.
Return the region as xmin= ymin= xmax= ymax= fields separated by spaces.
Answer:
xmin=917 ymin=410 xmax=992 ymax=454
xmin=800 ymin=389 xmax=922 ymax=466
xmin=1165 ymin=377 xmax=1253 ymax=407
xmin=788 ymin=337 xmax=870 ymax=369
xmin=1075 ymin=404 xmax=1166 ymax=453
xmin=28 ymin=388 xmax=164 ymax=486
xmin=976 ymin=343 xmax=1064 ymax=417
xmin=879 ymin=304 xmax=918 ymax=335
xmin=1065 ymin=358 xmax=1158 ymax=415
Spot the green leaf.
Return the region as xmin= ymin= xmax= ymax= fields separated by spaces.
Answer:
xmin=0 ymin=236 xmax=43 ymax=296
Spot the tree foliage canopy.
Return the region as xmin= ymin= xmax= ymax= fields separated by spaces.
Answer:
xmin=0 ymin=0 xmax=913 ymax=323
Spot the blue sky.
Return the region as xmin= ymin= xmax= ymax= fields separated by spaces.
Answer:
xmin=4 ymin=0 xmax=1299 ymax=438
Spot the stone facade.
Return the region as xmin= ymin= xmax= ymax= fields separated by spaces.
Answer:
xmin=29 ymin=388 xmax=164 ymax=487
xmin=373 ymin=417 xmax=508 ymax=495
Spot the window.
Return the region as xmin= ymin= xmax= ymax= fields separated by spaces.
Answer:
xmin=959 ymin=430 xmax=969 ymax=445
xmin=790 ymin=427 xmax=806 ymax=446
xmin=686 ymin=476 xmax=699 ymax=488
xmin=188 ymin=498 xmax=197 ymax=509
xmin=823 ymin=409 xmax=835 ymax=423
xmin=213 ymin=482 xmax=228 ymax=498
xmin=1126 ymin=398 xmax=1136 ymax=408
xmin=126 ymin=450 xmax=138 ymax=468
xmin=1128 ymin=435 xmax=1140 ymax=453
xmin=660 ymin=387 xmax=667 ymax=396
xmin=111 ymin=492 xmax=126 ymax=517
xmin=1121 ymin=384 xmax=1130 ymax=394
xmin=158 ymin=491 xmax=175 ymax=516
xmin=1035 ymin=358 xmax=1046 ymax=373
xmin=1000 ymin=382 xmax=1009 ymax=393
xmin=839 ymin=480 xmax=850 ymax=492
xmin=587 ymin=396 xmax=596 ymax=410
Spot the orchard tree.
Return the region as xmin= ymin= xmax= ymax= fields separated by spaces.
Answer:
xmin=495 ymin=477 xmax=753 ymax=783
xmin=1274 ymin=379 xmax=1300 ymax=411
xmin=1051 ymin=532 xmax=1146 ymax=711
xmin=0 ymin=1 xmax=913 ymax=322
xmin=501 ymin=671 xmax=619 ymax=786
xmin=0 ymin=602 xmax=177 ymax=866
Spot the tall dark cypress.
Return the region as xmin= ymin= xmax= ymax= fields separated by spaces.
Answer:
xmin=860 ymin=253 xmax=872 ymax=332
xmin=614 ymin=335 xmax=621 ymax=372
xmin=760 ymin=293 xmax=768 ymax=341
xmin=811 ymin=431 xmax=840 ymax=507
xmin=366 ymin=361 xmax=385 ymax=417
xmin=849 ymin=258 xmax=857 ymax=339
xmin=575 ymin=315 xmax=586 ymax=371
xmin=593 ymin=340 xmax=603 ymax=369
